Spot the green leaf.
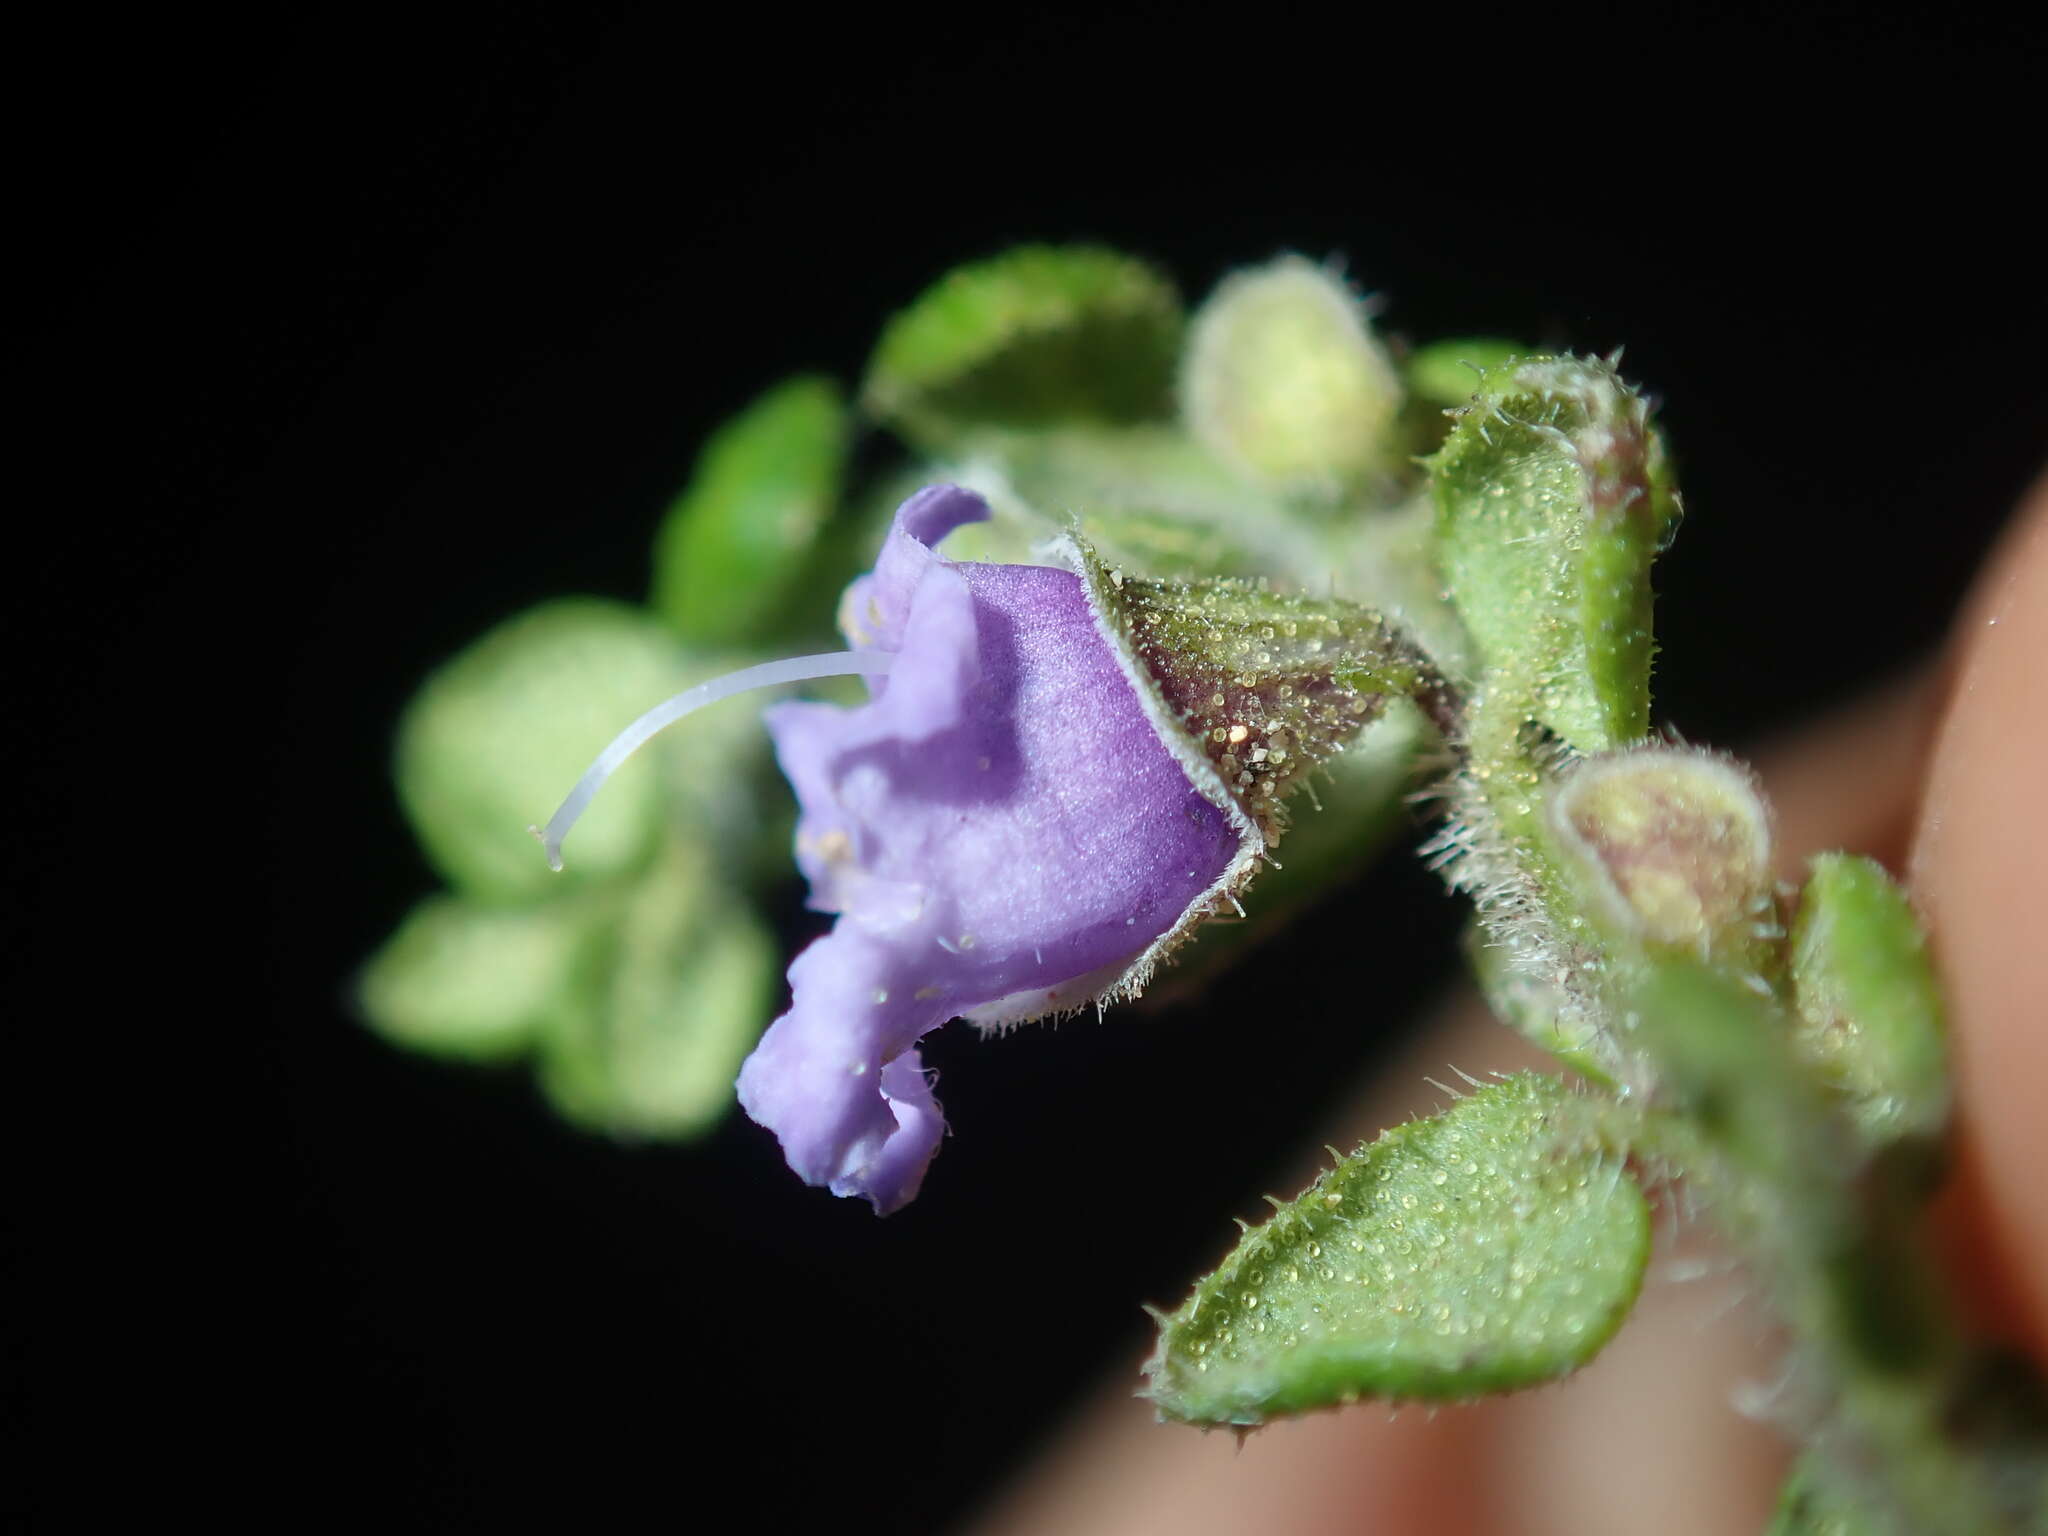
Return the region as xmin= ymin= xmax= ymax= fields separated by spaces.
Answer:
xmin=358 ymin=893 xmax=595 ymax=1062
xmin=1179 ymin=256 xmax=1402 ymax=493
xmin=649 ymin=375 xmax=848 ymax=645
xmin=396 ymin=599 xmax=696 ymax=903
xmin=537 ymin=839 xmax=777 ymax=1140
xmin=1428 ymin=354 xmax=1679 ymax=750
xmin=395 ymin=601 xmax=772 ymax=905
xmin=1144 ymin=1073 xmax=1649 ymax=1423
xmin=861 ymin=245 xmax=1182 ymax=449
xmin=1790 ymin=854 xmax=1949 ymax=1146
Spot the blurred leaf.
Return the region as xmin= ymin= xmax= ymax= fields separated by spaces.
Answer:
xmin=862 ymin=245 xmax=1182 ymax=449
xmin=650 ymin=375 xmax=848 ymax=645
xmin=1428 ymin=354 xmax=1678 ymax=748
xmin=1144 ymin=1073 xmax=1648 ymax=1423
xmin=1790 ymin=854 xmax=1949 ymax=1147
xmin=359 ymin=893 xmax=595 ymax=1062
xmin=1767 ymin=1454 xmax=1880 ymax=1536
xmin=397 ymin=599 xmax=693 ymax=903
xmin=396 ymin=601 xmax=771 ymax=904
xmin=1325 ymin=491 xmax=1475 ymax=676
xmin=1179 ymin=255 xmax=1402 ymax=493
xmin=1624 ymin=958 xmax=1830 ymax=1195
xmin=538 ymin=839 xmax=778 ymax=1140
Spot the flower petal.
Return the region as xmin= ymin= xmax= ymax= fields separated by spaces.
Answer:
xmin=735 ymin=923 xmax=951 ymax=1211
xmin=740 ymin=485 xmax=1242 ymax=1210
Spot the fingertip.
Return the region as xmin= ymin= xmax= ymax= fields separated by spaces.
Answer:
xmin=1909 ymin=473 xmax=2048 ymax=1356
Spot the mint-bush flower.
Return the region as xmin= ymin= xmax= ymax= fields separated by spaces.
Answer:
xmin=737 ymin=485 xmax=1247 ymax=1212
xmin=532 ymin=480 xmax=1412 ymax=1213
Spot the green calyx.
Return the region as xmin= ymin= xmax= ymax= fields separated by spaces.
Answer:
xmin=1071 ymin=535 xmax=1450 ymax=844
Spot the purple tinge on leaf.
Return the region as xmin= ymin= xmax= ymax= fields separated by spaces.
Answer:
xmin=736 ymin=485 xmax=1245 ymax=1213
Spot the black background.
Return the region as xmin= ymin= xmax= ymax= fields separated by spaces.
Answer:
xmin=29 ymin=6 xmax=2045 ymax=1531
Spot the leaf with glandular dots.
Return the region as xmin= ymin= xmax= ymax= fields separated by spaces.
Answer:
xmin=1143 ymin=1073 xmax=1649 ymax=1424
xmin=1428 ymin=354 xmax=1679 ymax=751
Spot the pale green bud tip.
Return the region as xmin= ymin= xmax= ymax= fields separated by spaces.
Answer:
xmin=1548 ymin=747 xmax=1772 ymax=956
xmin=1179 ymin=255 xmax=1401 ymax=492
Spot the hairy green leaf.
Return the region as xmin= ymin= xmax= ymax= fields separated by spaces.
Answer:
xmin=1144 ymin=1073 xmax=1648 ymax=1423
xmin=1429 ymin=354 xmax=1678 ymax=749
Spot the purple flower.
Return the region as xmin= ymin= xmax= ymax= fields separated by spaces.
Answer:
xmin=736 ymin=485 xmax=1255 ymax=1213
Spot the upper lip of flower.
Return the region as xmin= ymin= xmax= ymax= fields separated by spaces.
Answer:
xmin=735 ymin=483 xmax=1253 ymax=1212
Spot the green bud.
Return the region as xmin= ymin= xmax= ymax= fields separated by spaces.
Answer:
xmin=1144 ymin=1073 xmax=1648 ymax=1423
xmin=1179 ymin=256 xmax=1402 ymax=494
xmin=1547 ymin=747 xmax=1773 ymax=963
xmin=1790 ymin=854 xmax=1949 ymax=1146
